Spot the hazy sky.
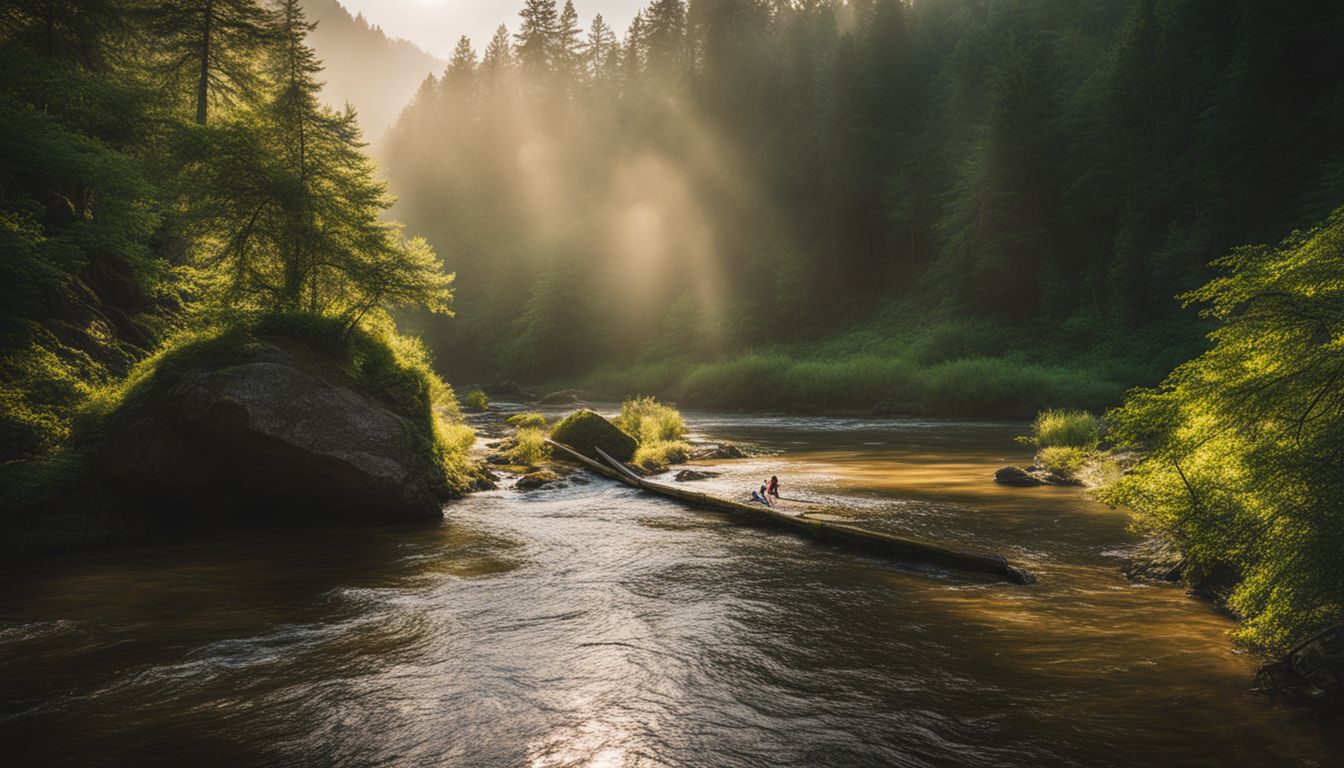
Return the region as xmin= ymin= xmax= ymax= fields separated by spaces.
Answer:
xmin=337 ymin=0 xmax=645 ymax=60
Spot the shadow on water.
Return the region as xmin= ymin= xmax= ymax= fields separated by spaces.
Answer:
xmin=1 ymin=411 xmax=1339 ymax=767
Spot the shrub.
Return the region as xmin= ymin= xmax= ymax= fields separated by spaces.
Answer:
xmin=508 ymin=427 xmax=551 ymax=466
xmin=633 ymin=440 xmax=692 ymax=471
xmin=506 ymin=411 xmax=549 ymax=430
xmin=615 ymin=395 xmax=686 ymax=444
xmin=1037 ymin=445 xmax=1089 ymax=474
xmin=1029 ymin=409 xmax=1103 ymax=448
xmin=550 ymin=409 xmax=636 ymax=462
xmin=463 ymin=389 xmax=489 ymax=411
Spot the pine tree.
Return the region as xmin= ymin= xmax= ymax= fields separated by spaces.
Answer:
xmin=555 ymin=0 xmax=584 ymax=82
xmin=643 ymin=0 xmax=687 ymax=75
xmin=142 ymin=0 xmax=275 ymax=125
xmin=447 ymin=35 xmax=478 ymax=79
xmin=515 ymin=0 xmax=559 ymax=75
xmin=482 ymin=24 xmax=513 ymax=72
xmin=584 ymin=14 xmax=618 ymax=80
xmin=185 ymin=0 xmax=452 ymax=323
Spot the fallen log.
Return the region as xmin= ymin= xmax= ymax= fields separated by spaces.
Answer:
xmin=544 ymin=439 xmax=1034 ymax=585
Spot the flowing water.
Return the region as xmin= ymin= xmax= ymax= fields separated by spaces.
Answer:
xmin=1 ymin=410 xmax=1337 ymax=767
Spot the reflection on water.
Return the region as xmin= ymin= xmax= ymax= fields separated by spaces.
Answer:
xmin=0 ymin=413 xmax=1337 ymax=767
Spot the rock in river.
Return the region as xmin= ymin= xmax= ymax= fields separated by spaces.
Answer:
xmin=98 ymin=339 xmax=454 ymax=521
xmin=674 ymin=469 xmax=720 ymax=482
xmin=994 ymin=466 xmax=1044 ymax=487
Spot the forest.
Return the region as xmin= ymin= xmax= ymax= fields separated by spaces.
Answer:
xmin=385 ymin=0 xmax=1344 ymax=416
xmin=2 ymin=0 xmax=1344 ymax=676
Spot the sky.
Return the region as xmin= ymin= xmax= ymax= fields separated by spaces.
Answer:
xmin=337 ymin=0 xmax=645 ymax=59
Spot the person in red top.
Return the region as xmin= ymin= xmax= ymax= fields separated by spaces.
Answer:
xmin=767 ymin=475 xmax=780 ymax=501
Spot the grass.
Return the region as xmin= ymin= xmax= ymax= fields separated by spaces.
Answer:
xmin=573 ymin=316 xmax=1178 ymax=418
xmin=507 ymin=427 xmax=551 ymax=467
xmin=614 ymin=395 xmax=686 ymax=443
xmin=506 ymin=411 xmax=549 ymax=430
xmin=1029 ymin=409 xmax=1103 ymax=448
xmin=1037 ymin=445 xmax=1091 ymax=474
xmin=633 ymin=439 xmax=692 ymax=472
xmin=463 ymin=389 xmax=489 ymax=411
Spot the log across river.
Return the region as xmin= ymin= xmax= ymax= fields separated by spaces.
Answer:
xmin=545 ymin=439 xmax=1035 ymax=585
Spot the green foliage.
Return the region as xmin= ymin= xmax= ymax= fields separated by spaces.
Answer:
xmin=632 ymin=439 xmax=691 ymax=472
xmin=615 ymin=395 xmax=685 ymax=444
xmin=549 ymin=409 xmax=636 ymax=462
xmin=1100 ymin=207 xmax=1344 ymax=653
xmin=584 ymin=332 xmax=1129 ymax=417
xmin=506 ymin=411 xmax=549 ymax=430
xmin=507 ymin=427 xmax=551 ymax=467
xmin=1037 ymin=446 xmax=1089 ymax=475
xmin=463 ymin=389 xmax=489 ymax=411
xmin=1027 ymin=409 xmax=1103 ymax=449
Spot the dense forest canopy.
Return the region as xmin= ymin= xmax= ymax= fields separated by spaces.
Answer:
xmin=384 ymin=0 xmax=1344 ymax=394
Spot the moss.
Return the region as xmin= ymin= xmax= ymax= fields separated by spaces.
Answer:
xmin=550 ymin=409 xmax=636 ymax=462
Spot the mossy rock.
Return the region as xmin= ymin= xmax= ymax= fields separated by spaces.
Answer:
xmin=550 ymin=409 xmax=636 ymax=462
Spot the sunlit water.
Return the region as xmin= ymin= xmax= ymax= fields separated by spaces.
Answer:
xmin=1 ymin=411 xmax=1337 ymax=767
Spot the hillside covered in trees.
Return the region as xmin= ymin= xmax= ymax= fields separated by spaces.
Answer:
xmin=385 ymin=0 xmax=1344 ymax=415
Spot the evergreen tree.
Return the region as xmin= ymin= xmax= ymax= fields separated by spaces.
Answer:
xmin=447 ymin=35 xmax=477 ymax=78
xmin=142 ymin=0 xmax=275 ymax=125
xmin=584 ymin=14 xmax=618 ymax=80
xmin=555 ymin=0 xmax=583 ymax=83
xmin=184 ymin=0 xmax=452 ymax=323
xmin=515 ymin=0 xmax=558 ymax=75
xmin=482 ymin=24 xmax=514 ymax=73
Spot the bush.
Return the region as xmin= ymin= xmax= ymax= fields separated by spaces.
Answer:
xmin=615 ymin=395 xmax=686 ymax=444
xmin=550 ymin=409 xmax=636 ymax=462
xmin=506 ymin=411 xmax=549 ymax=430
xmin=1029 ymin=409 xmax=1103 ymax=448
xmin=463 ymin=389 xmax=489 ymax=411
xmin=508 ymin=427 xmax=550 ymax=466
xmin=633 ymin=440 xmax=692 ymax=471
xmin=1037 ymin=445 xmax=1089 ymax=474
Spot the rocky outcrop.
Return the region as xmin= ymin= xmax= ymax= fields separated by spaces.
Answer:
xmin=994 ymin=465 xmax=1083 ymax=487
xmin=515 ymin=470 xmax=561 ymax=490
xmin=538 ymin=389 xmax=582 ymax=406
xmin=97 ymin=341 xmax=453 ymax=521
xmin=482 ymin=381 xmax=537 ymax=402
xmin=550 ymin=409 xmax=636 ymax=462
xmin=674 ymin=469 xmax=720 ymax=482
xmin=693 ymin=443 xmax=748 ymax=460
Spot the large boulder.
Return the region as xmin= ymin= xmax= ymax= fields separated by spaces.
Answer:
xmin=550 ymin=409 xmax=636 ymax=462
xmin=97 ymin=339 xmax=453 ymax=521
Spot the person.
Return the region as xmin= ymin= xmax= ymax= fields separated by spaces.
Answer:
xmin=767 ymin=475 xmax=780 ymax=501
xmin=751 ymin=487 xmax=769 ymax=506
xmin=758 ymin=480 xmax=773 ymax=507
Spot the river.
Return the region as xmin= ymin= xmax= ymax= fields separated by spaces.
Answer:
xmin=0 ymin=410 xmax=1336 ymax=767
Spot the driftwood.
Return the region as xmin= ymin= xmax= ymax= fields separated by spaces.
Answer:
xmin=545 ymin=439 xmax=1034 ymax=585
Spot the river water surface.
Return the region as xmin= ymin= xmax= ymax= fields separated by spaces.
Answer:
xmin=1 ymin=411 xmax=1337 ymax=767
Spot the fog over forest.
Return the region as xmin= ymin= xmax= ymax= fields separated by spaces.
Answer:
xmin=382 ymin=0 xmax=1344 ymax=415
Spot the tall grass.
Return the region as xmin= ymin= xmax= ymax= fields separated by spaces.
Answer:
xmin=506 ymin=411 xmax=549 ymax=430
xmin=508 ymin=427 xmax=551 ymax=466
xmin=1030 ymin=409 xmax=1103 ymax=448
